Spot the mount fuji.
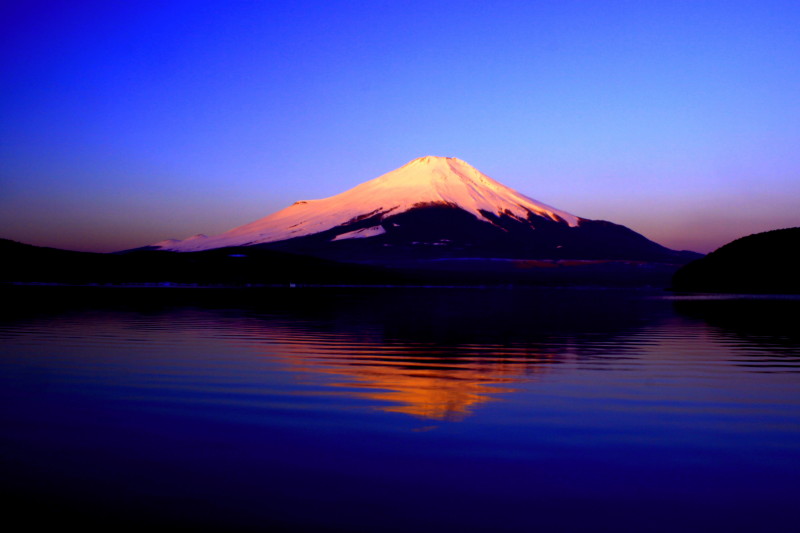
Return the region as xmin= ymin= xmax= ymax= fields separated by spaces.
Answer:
xmin=150 ymin=156 xmax=698 ymax=264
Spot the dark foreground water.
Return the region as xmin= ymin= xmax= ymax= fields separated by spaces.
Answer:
xmin=1 ymin=287 xmax=799 ymax=532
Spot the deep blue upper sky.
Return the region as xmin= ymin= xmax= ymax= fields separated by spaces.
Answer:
xmin=2 ymin=0 xmax=799 ymax=253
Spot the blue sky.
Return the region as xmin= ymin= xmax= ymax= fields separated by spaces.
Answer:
xmin=2 ymin=0 xmax=799 ymax=252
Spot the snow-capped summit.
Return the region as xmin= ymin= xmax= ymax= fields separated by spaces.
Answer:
xmin=150 ymin=156 xmax=697 ymax=263
xmin=366 ymin=156 xmax=579 ymax=226
xmin=158 ymin=156 xmax=579 ymax=252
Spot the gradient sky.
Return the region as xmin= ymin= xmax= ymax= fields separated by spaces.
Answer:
xmin=2 ymin=0 xmax=799 ymax=253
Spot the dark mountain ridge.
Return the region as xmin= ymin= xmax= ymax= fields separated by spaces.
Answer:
xmin=2 ymin=237 xmax=688 ymax=288
xmin=0 ymin=239 xmax=401 ymax=286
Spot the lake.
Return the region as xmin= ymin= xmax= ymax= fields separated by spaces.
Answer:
xmin=1 ymin=286 xmax=799 ymax=532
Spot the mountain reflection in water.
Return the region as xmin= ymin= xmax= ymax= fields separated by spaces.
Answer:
xmin=264 ymin=332 xmax=552 ymax=421
xmin=197 ymin=288 xmax=660 ymax=421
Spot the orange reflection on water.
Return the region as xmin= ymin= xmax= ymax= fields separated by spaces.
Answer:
xmin=283 ymin=348 xmax=555 ymax=421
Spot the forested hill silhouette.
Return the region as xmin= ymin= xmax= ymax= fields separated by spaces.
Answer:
xmin=672 ymin=227 xmax=800 ymax=294
xmin=1 ymin=237 xmax=688 ymax=288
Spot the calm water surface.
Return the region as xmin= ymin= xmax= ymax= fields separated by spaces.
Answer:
xmin=1 ymin=287 xmax=799 ymax=532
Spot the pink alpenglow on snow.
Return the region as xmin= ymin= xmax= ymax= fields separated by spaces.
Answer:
xmin=156 ymin=156 xmax=580 ymax=251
